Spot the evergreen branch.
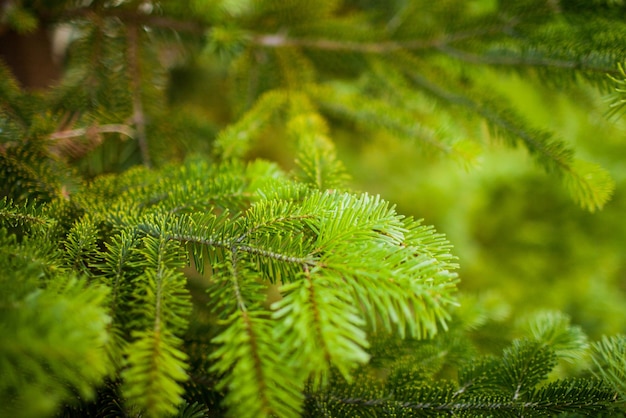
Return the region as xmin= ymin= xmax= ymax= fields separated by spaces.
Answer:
xmin=0 ymin=229 xmax=63 ymax=286
xmin=521 ymin=310 xmax=589 ymax=362
xmin=148 ymin=229 xmax=317 ymax=270
xmin=273 ymin=265 xmax=371 ymax=388
xmin=48 ymin=123 xmax=134 ymax=140
xmin=438 ymin=45 xmax=622 ymax=75
xmin=211 ymin=310 xmax=304 ymax=418
xmin=395 ymin=55 xmax=614 ymax=210
xmin=122 ymin=329 xmax=189 ymax=417
xmin=214 ymin=90 xmax=290 ymax=159
xmin=328 ymin=390 xmax=614 ymax=416
xmin=324 ymin=243 xmax=457 ymax=339
xmin=0 ymin=197 xmax=54 ymax=229
xmin=97 ymin=230 xmax=141 ymax=311
xmin=0 ymin=142 xmax=73 ymax=202
xmin=237 ymin=243 xmax=316 ymax=266
xmin=592 ymin=335 xmax=626 ymax=401
xmin=287 ymin=110 xmax=350 ymax=190
xmin=0 ymin=274 xmax=112 ymax=418
xmin=311 ymin=83 xmax=455 ymax=156
xmin=311 ymin=340 xmax=616 ymax=417
xmin=121 ymin=234 xmax=191 ymax=416
xmin=252 ymin=24 xmax=514 ymax=53
xmin=56 ymin=8 xmax=206 ymax=34
xmin=126 ymin=23 xmax=150 ymax=167
xmin=404 ymin=66 xmax=572 ymax=173
xmin=606 ymin=62 xmax=626 ymax=119
xmin=0 ymin=62 xmax=29 ymax=129
xmin=210 ymin=251 xmax=303 ymax=418
xmin=496 ymin=340 xmax=556 ymax=399
xmin=63 ymin=217 xmax=99 ymax=275
xmin=47 ymin=123 xmax=133 ymax=161
xmin=562 ymin=159 xmax=614 ymax=212
xmin=94 ymin=228 xmax=143 ymax=365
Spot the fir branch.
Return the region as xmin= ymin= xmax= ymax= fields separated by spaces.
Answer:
xmin=63 ymin=216 xmax=99 ymax=275
xmin=0 ymin=197 xmax=54 ymax=229
xmin=0 ymin=274 xmax=112 ymax=418
xmin=214 ymin=90 xmax=290 ymax=159
xmin=209 ymin=251 xmax=304 ymax=418
xmin=251 ymin=24 xmax=515 ymax=54
xmin=394 ymin=53 xmax=614 ymax=210
xmin=438 ymin=45 xmax=622 ymax=76
xmin=592 ymin=335 xmax=626 ymax=402
xmin=404 ymin=64 xmax=573 ymax=173
xmin=121 ymin=234 xmax=192 ymax=417
xmin=311 ymin=83 xmax=455 ymax=156
xmin=49 ymin=123 xmax=134 ymax=140
xmin=126 ymin=23 xmax=150 ymax=167
xmin=0 ymin=62 xmax=29 ymax=129
xmin=273 ymin=265 xmax=371 ymax=388
xmin=309 ymin=340 xmax=617 ymax=417
xmin=56 ymin=7 xmax=206 ymax=35
xmin=606 ymin=62 xmax=626 ymax=119
xmin=47 ymin=123 xmax=133 ymax=160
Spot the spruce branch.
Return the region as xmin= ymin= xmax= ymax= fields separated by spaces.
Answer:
xmin=47 ymin=123 xmax=133 ymax=160
xmin=606 ymin=62 xmax=626 ymax=119
xmin=592 ymin=335 xmax=626 ymax=402
xmin=311 ymin=83 xmax=456 ymax=156
xmin=209 ymin=251 xmax=303 ymax=418
xmin=56 ymin=7 xmax=206 ymax=35
xmin=438 ymin=44 xmax=622 ymax=76
xmin=126 ymin=23 xmax=150 ymax=167
xmin=0 ymin=273 xmax=112 ymax=418
xmin=0 ymin=62 xmax=29 ymax=129
xmin=252 ymin=24 xmax=515 ymax=54
xmin=395 ymin=53 xmax=613 ymax=211
xmin=0 ymin=197 xmax=54 ymax=229
xmin=48 ymin=123 xmax=134 ymax=140
xmin=121 ymin=234 xmax=191 ymax=417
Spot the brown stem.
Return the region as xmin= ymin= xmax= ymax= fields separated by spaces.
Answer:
xmin=49 ymin=124 xmax=134 ymax=140
xmin=0 ymin=26 xmax=61 ymax=90
xmin=54 ymin=8 xmax=206 ymax=34
xmin=252 ymin=24 xmax=514 ymax=53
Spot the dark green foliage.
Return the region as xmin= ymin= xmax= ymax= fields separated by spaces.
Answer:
xmin=1 ymin=0 xmax=625 ymax=417
xmin=304 ymin=337 xmax=618 ymax=417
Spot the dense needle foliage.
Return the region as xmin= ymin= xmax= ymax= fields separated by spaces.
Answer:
xmin=1 ymin=0 xmax=626 ymax=417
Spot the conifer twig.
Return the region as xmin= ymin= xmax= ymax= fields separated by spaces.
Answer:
xmin=127 ymin=23 xmax=151 ymax=167
xmin=252 ymin=25 xmax=514 ymax=53
xmin=47 ymin=124 xmax=134 ymax=159
xmin=48 ymin=124 xmax=134 ymax=140
xmin=57 ymin=8 xmax=205 ymax=34
xmin=438 ymin=45 xmax=621 ymax=75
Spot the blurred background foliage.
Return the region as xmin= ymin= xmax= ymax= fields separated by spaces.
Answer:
xmin=170 ymin=54 xmax=626 ymax=353
xmin=337 ymin=70 xmax=626 ymax=342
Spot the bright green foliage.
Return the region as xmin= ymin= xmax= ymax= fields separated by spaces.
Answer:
xmin=1 ymin=0 xmax=625 ymax=417
xmin=607 ymin=63 xmax=626 ymax=119
xmin=0 ymin=228 xmax=112 ymax=418
xmin=592 ymin=335 xmax=626 ymax=402
xmin=0 ymin=155 xmax=459 ymax=417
